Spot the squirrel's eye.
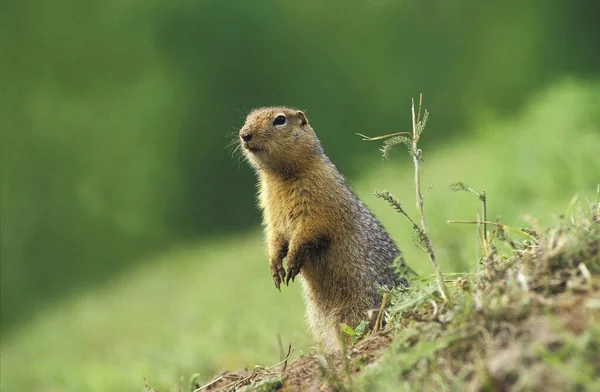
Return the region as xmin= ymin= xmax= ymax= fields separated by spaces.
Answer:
xmin=273 ymin=115 xmax=286 ymax=126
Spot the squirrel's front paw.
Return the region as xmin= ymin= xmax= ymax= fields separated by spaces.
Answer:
xmin=270 ymin=259 xmax=286 ymax=291
xmin=285 ymin=260 xmax=302 ymax=285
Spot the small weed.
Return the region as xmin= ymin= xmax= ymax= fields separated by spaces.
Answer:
xmin=342 ymin=320 xmax=370 ymax=345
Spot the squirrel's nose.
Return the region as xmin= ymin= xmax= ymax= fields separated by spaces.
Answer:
xmin=241 ymin=133 xmax=252 ymax=142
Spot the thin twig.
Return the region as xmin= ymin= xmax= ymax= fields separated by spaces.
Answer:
xmin=451 ymin=184 xmax=489 ymax=254
xmin=417 ymin=93 xmax=423 ymax=124
xmin=373 ymin=293 xmax=388 ymax=333
xmin=374 ymin=191 xmax=422 ymax=233
xmin=356 ymin=131 xmax=412 ymax=141
xmin=481 ymin=190 xmax=488 ymax=245
xmin=411 ymin=97 xmax=417 ymax=140
xmin=447 ymin=220 xmax=508 ymax=226
xmin=265 ymin=344 xmax=293 ymax=372
xmin=193 ymin=345 xmax=294 ymax=392
xmin=448 ymin=220 xmax=537 ymax=241
xmin=427 ymin=299 xmax=439 ymax=321
xmin=476 ymin=211 xmax=486 ymax=258
xmin=194 ymin=375 xmax=225 ymax=392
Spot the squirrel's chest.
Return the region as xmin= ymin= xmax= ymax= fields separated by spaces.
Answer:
xmin=259 ymin=178 xmax=311 ymax=231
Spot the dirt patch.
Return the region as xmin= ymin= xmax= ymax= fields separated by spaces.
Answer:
xmin=282 ymin=331 xmax=393 ymax=392
xmin=192 ymin=331 xmax=394 ymax=392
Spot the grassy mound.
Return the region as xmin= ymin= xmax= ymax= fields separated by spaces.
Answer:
xmin=188 ymin=200 xmax=599 ymax=392
xmin=359 ymin=201 xmax=600 ymax=391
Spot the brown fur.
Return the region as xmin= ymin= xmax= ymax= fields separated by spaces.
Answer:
xmin=239 ymin=107 xmax=405 ymax=352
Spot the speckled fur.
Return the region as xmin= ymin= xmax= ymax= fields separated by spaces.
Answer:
xmin=240 ymin=107 xmax=405 ymax=352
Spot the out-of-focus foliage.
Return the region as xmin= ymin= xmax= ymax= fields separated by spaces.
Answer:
xmin=1 ymin=0 xmax=599 ymax=333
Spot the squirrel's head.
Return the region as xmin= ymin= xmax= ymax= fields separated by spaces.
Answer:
xmin=240 ymin=107 xmax=322 ymax=175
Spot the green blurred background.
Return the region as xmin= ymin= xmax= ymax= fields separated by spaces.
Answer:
xmin=2 ymin=0 xmax=599 ymax=391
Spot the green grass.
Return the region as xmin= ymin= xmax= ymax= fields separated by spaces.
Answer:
xmin=2 ymin=79 xmax=599 ymax=392
xmin=1 ymin=235 xmax=309 ymax=391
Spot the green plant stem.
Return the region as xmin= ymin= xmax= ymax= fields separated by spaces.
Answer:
xmin=481 ymin=190 xmax=488 ymax=245
xmin=411 ymin=96 xmax=448 ymax=301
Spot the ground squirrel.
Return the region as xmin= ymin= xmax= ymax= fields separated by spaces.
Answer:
xmin=239 ymin=107 xmax=406 ymax=352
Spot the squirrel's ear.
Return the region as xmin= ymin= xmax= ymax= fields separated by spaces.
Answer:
xmin=296 ymin=111 xmax=308 ymax=127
